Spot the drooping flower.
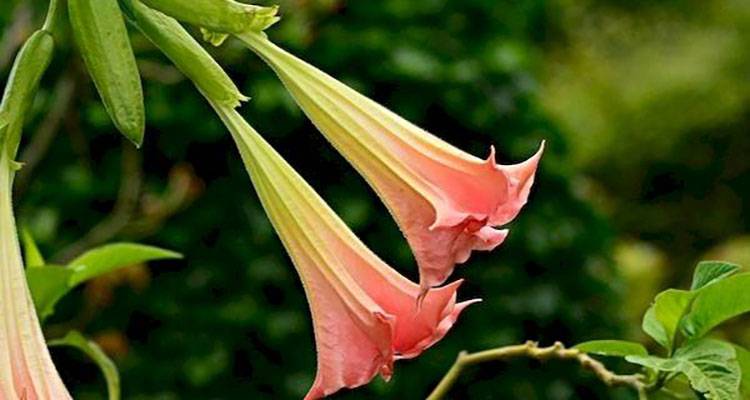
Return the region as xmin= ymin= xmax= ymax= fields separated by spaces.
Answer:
xmin=0 ymin=27 xmax=71 ymax=400
xmin=211 ymin=104 xmax=477 ymax=399
xmin=238 ymin=32 xmax=544 ymax=290
xmin=0 ymin=152 xmax=72 ymax=400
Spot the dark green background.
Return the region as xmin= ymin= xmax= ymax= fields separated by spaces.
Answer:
xmin=2 ymin=0 xmax=749 ymax=399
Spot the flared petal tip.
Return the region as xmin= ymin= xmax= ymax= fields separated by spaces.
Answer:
xmin=398 ymin=286 xmax=481 ymax=360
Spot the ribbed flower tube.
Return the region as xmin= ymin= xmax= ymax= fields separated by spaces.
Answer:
xmin=0 ymin=152 xmax=71 ymax=400
xmin=239 ymin=32 xmax=543 ymax=290
xmin=212 ymin=104 xmax=477 ymax=399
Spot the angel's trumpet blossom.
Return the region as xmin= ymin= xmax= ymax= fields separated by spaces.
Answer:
xmin=212 ymin=104 xmax=477 ymax=399
xmin=239 ymin=32 xmax=543 ymax=290
xmin=0 ymin=152 xmax=71 ymax=400
xmin=0 ymin=27 xmax=71 ymax=400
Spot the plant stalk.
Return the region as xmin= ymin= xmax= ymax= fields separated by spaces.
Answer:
xmin=427 ymin=341 xmax=647 ymax=400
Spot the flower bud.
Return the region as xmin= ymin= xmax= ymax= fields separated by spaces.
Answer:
xmin=121 ymin=0 xmax=248 ymax=108
xmin=140 ymin=0 xmax=279 ymax=34
xmin=69 ymin=0 xmax=145 ymax=146
xmin=0 ymin=29 xmax=54 ymax=158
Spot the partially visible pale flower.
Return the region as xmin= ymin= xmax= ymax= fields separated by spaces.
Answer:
xmin=239 ymin=32 xmax=544 ymax=290
xmin=212 ymin=104 xmax=477 ymax=399
xmin=0 ymin=27 xmax=71 ymax=400
xmin=0 ymin=152 xmax=71 ymax=400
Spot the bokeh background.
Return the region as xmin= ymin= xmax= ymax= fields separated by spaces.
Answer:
xmin=2 ymin=0 xmax=750 ymax=399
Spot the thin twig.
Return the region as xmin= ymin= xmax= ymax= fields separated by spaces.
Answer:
xmin=427 ymin=341 xmax=647 ymax=400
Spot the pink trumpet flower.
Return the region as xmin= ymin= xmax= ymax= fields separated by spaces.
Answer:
xmin=212 ymin=104 xmax=477 ymax=399
xmin=239 ymin=32 xmax=544 ymax=290
xmin=0 ymin=152 xmax=71 ymax=400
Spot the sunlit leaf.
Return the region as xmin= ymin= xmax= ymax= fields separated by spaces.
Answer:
xmin=733 ymin=345 xmax=750 ymax=399
xmin=642 ymin=289 xmax=694 ymax=352
xmin=626 ymin=339 xmax=740 ymax=400
xmin=691 ymin=261 xmax=741 ymax=290
xmin=574 ymin=340 xmax=648 ymax=358
xmin=642 ymin=306 xmax=669 ymax=351
xmin=27 ymin=243 xmax=180 ymax=321
xmin=68 ymin=242 xmax=181 ymax=286
xmin=25 ymin=266 xmax=74 ymax=321
xmin=681 ymin=273 xmax=750 ymax=338
xmin=49 ymin=331 xmax=120 ymax=400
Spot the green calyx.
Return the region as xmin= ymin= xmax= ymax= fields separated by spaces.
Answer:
xmin=140 ymin=0 xmax=280 ymax=34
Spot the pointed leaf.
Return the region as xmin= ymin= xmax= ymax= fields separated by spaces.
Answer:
xmin=25 ymin=265 xmax=74 ymax=321
xmin=574 ymin=340 xmax=648 ymax=358
xmin=68 ymin=242 xmax=181 ymax=286
xmin=681 ymin=273 xmax=750 ymax=338
xmin=49 ymin=331 xmax=120 ymax=400
xmin=626 ymin=339 xmax=740 ymax=400
xmin=691 ymin=261 xmax=741 ymax=290
xmin=21 ymin=227 xmax=45 ymax=268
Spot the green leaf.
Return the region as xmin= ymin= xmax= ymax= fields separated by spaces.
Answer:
xmin=27 ymin=243 xmax=180 ymax=321
xmin=642 ymin=306 xmax=670 ymax=351
xmin=642 ymin=289 xmax=695 ymax=352
xmin=68 ymin=243 xmax=181 ymax=286
xmin=681 ymin=273 xmax=750 ymax=338
xmin=574 ymin=340 xmax=648 ymax=357
xmin=691 ymin=261 xmax=741 ymax=290
xmin=25 ymin=266 xmax=74 ymax=321
xmin=626 ymin=339 xmax=740 ymax=400
xmin=49 ymin=331 xmax=120 ymax=400
xmin=21 ymin=227 xmax=45 ymax=268
xmin=733 ymin=345 xmax=750 ymax=399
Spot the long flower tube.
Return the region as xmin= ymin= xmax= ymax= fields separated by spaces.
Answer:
xmin=0 ymin=22 xmax=71 ymax=400
xmin=211 ymin=103 xmax=477 ymax=399
xmin=0 ymin=154 xmax=71 ymax=400
xmin=238 ymin=32 xmax=544 ymax=290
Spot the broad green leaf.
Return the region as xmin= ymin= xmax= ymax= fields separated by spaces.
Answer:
xmin=574 ymin=340 xmax=648 ymax=357
xmin=642 ymin=306 xmax=670 ymax=350
xmin=49 ymin=331 xmax=120 ymax=400
xmin=733 ymin=345 xmax=750 ymax=399
xmin=25 ymin=266 xmax=74 ymax=321
xmin=21 ymin=227 xmax=45 ymax=268
xmin=27 ymin=243 xmax=180 ymax=321
xmin=626 ymin=339 xmax=740 ymax=400
xmin=681 ymin=273 xmax=750 ymax=338
xmin=691 ymin=261 xmax=741 ymax=290
xmin=68 ymin=243 xmax=181 ymax=286
xmin=642 ymin=289 xmax=695 ymax=352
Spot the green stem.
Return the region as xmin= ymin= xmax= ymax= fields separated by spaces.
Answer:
xmin=42 ymin=0 xmax=64 ymax=34
xmin=427 ymin=341 xmax=647 ymax=400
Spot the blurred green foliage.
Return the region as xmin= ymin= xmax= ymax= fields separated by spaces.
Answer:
xmin=2 ymin=0 xmax=748 ymax=399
